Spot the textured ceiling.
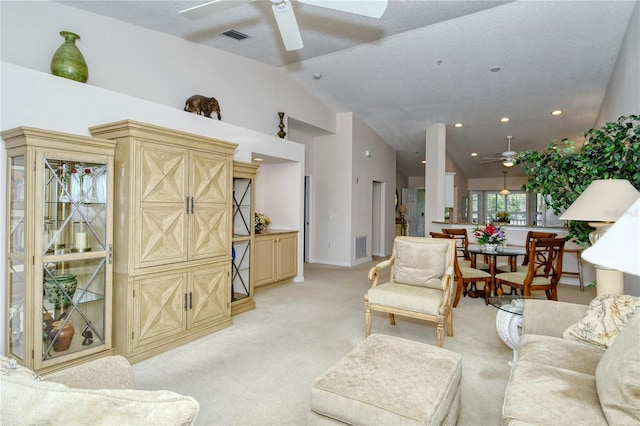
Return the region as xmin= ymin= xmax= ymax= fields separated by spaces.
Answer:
xmin=59 ymin=0 xmax=637 ymax=178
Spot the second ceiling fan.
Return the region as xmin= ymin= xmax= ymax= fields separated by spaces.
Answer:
xmin=180 ymin=0 xmax=389 ymax=51
xmin=481 ymin=135 xmax=518 ymax=167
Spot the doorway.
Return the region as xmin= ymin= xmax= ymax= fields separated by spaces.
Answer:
xmin=372 ymin=181 xmax=384 ymax=257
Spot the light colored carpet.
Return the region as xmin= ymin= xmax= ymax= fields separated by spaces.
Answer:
xmin=132 ymin=259 xmax=596 ymax=425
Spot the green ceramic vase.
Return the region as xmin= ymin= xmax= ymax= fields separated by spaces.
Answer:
xmin=50 ymin=31 xmax=88 ymax=83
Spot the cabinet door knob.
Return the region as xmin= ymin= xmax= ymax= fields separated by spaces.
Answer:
xmin=190 ymin=197 xmax=194 ymax=214
xmin=184 ymin=293 xmax=188 ymax=311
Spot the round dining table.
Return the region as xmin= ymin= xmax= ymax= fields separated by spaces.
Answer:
xmin=467 ymin=245 xmax=526 ymax=303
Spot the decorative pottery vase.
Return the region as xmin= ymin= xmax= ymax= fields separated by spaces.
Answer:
xmin=484 ymin=243 xmax=498 ymax=253
xmin=51 ymin=320 xmax=74 ymax=352
xmin=50 ymin=31 xmax=88 ymax=83
xmin=43 ymin=312 xmax=55 ymax=337
xmin=277 ymin=112 xmax=286 ymax=139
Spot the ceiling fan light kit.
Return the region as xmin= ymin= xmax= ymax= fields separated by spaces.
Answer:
xmin=180 ymin=0 xmax=388 ymax=51
xmin=481 ymin=135 xmax=517 ymax=167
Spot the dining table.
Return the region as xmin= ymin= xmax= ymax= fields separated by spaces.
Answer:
xmin=467 ymin=245 xmax=527 ymax=303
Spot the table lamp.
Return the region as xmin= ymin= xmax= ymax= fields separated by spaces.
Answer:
xmin=559 ymin=179 xmax=640 ymax=295
xmin=581 ymin=196 xmax=640 ymax=277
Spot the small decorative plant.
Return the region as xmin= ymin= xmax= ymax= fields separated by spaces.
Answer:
xmin=473 ymin=224 xmax=506 ymax=246
xmin=254 ymin=212 xmax=271 ymax=233
xmin=495 ymin=211 xmax=510 ymax=223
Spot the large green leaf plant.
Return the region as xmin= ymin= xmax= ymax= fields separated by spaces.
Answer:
xmin=517 ymin=114 xmax=640 ymax=246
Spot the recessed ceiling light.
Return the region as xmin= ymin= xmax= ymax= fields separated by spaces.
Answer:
xmin=500 ymin=117 xmax=510 ymax=123
xmin=253 ymin=158 xmax=264 ymax=162
xmin=312 ymin=72 xmax=322 ymax=80
xmin=490 ymin=66 xmax=501 ymax=72
xmin=471 ymin=153 xmax=478 ymax=157
xmin=551 ymin=110 xmax=563 ymax=116
xmin=454 ymin=123 xmax=463 ymax=128
xmin=421 ymin=160 xmax=426 ymax=164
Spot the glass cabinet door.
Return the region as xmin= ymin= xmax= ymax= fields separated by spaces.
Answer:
xmin=39 ymin=157 xmax=110 ymax=363
xmin=232 ymin=176 xmax=253 ymax=303
xmin=7 ymin=155 xmax=26 ymax=361
xmin=233 ymin=177 xmax=252 ymax=237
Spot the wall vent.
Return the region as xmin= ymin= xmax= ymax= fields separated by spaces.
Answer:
xmin=222 ymin=29 xmax=250 ymax=40
xmin=355 ymin=236 xmax=367 ymax=260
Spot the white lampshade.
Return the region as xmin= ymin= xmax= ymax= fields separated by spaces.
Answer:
xmin=582 ymin=196 xmax=640 ymax=276
xmin=559 ymin=179 xmax=640 ymax=222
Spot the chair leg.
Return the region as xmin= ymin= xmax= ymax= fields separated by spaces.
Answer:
xmin=436 ymin=317 xmax=444 ymax=347
xmin=364 ymin=299 xmax=371 ymax=336
xmin=388 ymin=313 xmax=396 ymax=325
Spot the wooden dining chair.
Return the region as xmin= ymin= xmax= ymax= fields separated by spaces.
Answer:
xmin=442 ymin=228 xmax=490 ymax=270
xmin=431 ymin=232 xmax=492 ymax=307
xmin=497 ymin=231 xmax=558 ymax=274
xmin=495 ymin=238 xmax=566 ymax=300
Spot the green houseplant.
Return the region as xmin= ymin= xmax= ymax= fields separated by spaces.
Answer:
xmin=517 ymin=115 xmax=640 ymax=246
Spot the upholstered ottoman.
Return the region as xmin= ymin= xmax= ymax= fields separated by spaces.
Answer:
xmin=310 ymin=334 xmax=462 ymax=425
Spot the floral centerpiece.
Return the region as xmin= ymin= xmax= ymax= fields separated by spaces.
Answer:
xmin=255 ymin=212 xmax=271 ymax=233
xmin=473 ymin=224 xmax=506 ymax=252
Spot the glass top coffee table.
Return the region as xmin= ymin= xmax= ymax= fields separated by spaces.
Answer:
xmin=489 ymin=295 xmax=528 ymax=366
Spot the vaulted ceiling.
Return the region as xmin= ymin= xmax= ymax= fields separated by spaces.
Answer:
xmin=60 ymin=0 xmax=637 ymax=177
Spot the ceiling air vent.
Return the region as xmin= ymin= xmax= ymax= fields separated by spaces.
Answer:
xmin=222 ymin=29 xmax=249 ymax=40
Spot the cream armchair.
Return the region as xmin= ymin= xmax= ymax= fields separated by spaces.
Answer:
xmin=365 ymin=236 xmax=456 ymax=347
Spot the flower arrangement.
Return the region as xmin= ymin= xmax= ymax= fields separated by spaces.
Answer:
xmin=255 ymin=212 xmax=271 ymax=233
xmin=473 ymin=224 xmax=506 ymax=246
xmin=495 ymin=211 xmax=510 ymax=223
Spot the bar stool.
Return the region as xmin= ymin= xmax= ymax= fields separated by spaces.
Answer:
xmin=561 ymin=248 xmax=584 ymax=291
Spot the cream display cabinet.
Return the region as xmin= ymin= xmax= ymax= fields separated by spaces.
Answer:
xmin=231 ymin=161 xmax=259 ymax=315
xmin=3 ymin=127 xmax=116 ymax=374
xmin=254 ymin=231 xmax=298 ymax=288
xmin=89 ymin=120 xmax=236 ymax=363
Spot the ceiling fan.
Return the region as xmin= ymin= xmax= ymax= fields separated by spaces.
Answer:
xmin=480 ymin=135 xmax=517 ymax=167
xmin=179 ymin=0 xmax=389 ymax=51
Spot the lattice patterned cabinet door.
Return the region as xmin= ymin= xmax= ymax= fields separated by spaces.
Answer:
xmin=135 ymin=142 xmax=188 ymax=268
xmin=131 ymin=272 xmax=186 ymax=353
xmin=191 ymin=151 xmax=228 ymax=204
xmin=188 ymin=263 xmax=229 ymax=329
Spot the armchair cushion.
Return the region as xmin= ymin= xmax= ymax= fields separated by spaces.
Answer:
xmin=394 ymin=238 xmax=449 ymax=289
xmin=563 ymin=294 xmax=640 ymax=349
xmin=367 ymin=283 xmax=444 ymax=315
xmin=595 ymin=311 xmax=640 ymax=425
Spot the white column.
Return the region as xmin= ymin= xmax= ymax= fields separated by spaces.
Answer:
xmin=425 ymin=123 xmax=447 ymax=235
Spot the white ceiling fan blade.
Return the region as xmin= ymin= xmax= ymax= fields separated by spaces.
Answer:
xmin=272 ymin=0 xmax=304 ymax=51
xmin=180 ymin=0 xmax=253 ymax=20
xmin=297 ymin=0 xmax=388 ymax=18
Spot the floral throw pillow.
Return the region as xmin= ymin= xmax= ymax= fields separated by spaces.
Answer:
xmin=0 ymin=355 xmax=44 ymax=381
xmin=563 ymin=294 xmax=640 ymax=349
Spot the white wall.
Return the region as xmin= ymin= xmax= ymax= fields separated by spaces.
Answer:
xmin=594 ymin=0 xmax=640 ymax=296
xmin=351 ymin=114 xmax=396 ymax=262
xmin=0 ymin=1 xmax=336 ymax=136
xmin=310 ymin=114 xmax=353 ymax=265
xmin=596 ymin=1 xmax=640 ymax=126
